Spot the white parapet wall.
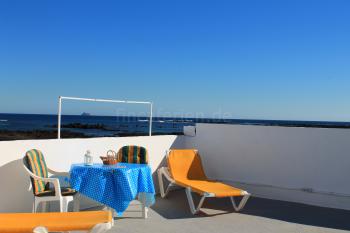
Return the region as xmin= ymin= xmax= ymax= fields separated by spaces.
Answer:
xmin=0 ymin=135 xmax=184 ymax=213
xmin=2 ymin=124 xmax=350 ymax=213
xmin=184 ymin=123 xmax=350 ymax=210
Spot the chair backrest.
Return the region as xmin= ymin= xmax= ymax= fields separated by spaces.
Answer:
xmin=167 ymin=149 xmax=208 ymax=182
xmin=24 ymin=149 xmax=49 ymax=195
xmin=117 ymin=145 xmax=148 ymax=164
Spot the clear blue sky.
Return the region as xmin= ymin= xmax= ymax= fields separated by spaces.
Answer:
xmin=1 ymin=0 xmax=350 ymax=121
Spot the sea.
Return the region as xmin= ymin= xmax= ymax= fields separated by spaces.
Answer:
xmin=0 ymin=113 xmax=350 ymax=137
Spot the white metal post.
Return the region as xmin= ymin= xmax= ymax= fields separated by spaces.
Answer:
xmin=149 ymin=102 xmax=153 ymax=136
xmin=58 ymin=96 xmax=62 ymax=139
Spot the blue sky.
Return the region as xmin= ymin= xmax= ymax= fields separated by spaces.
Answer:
xmin=1 ymin=0 xmax=350 ymax=121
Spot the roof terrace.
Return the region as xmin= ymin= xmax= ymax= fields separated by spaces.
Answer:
xmin=0 ymin=123 xmax=349 ymax=232
xmin=112 ymin=191 xmax=350 ymax=233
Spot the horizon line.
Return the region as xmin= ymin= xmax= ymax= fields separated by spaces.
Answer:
xmin=0 ymin=112 xmax=350 ymax=124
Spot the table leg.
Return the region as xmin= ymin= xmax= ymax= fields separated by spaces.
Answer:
xmin=141 ymin=204 xmax=148 ymax=219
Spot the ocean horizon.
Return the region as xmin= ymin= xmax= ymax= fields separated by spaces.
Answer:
xmin=1 ymin=113 xmax=350 ymax=141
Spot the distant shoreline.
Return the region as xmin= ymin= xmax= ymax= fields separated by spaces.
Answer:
xmin=0 ymin=112 xmax=350 ymax=125
xmin=1 ymin=122 xmax=350 ymax=141
xmin=1 ymin=113 xmax=350 ymax=141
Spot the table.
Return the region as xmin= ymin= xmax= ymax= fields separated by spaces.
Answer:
xmin=69 ymin=163 xmax=155 ymax=217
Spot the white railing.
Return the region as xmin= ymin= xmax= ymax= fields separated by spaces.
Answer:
xmin=58 ymin=96 xmax=153 ymax=138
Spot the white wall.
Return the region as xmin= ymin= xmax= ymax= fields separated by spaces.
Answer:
xmin=184 ymin=123 xmax=350 ymax=210
xmin=0 ymin=135 xmax=184 ymax=213
xmin=2 ymin=124 xmax=350 ymax=212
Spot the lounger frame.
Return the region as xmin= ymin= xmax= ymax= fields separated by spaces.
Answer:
xmin=157 ymin=151 xmax=251 ymax=215
xmin=33 ymin=222 xmax=113 ymax=233
xmin=1 ymin=211 xmax=114 ymax=233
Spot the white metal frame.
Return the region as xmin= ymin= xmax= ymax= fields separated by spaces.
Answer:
xmin=57 ymin=96 xmax=153 ymax=139
xmin=32 ymin=215 xmax=113 ymax=233
xmin=23 ymin=165 xmax=80 ymax=213
xmin=157 ymin=151 xmax=251 ymax=215
xmin=33 ymin=223 xmax=112 ymax=233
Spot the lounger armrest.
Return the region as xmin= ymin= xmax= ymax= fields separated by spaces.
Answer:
xmin=23 ymin=165 xmax=62 ymax=197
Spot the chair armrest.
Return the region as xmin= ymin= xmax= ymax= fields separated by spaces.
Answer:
xmin=47 ymin=168 xmax=69 ymax=177
xmin=23 ymin=165 xmax=62 ymax=197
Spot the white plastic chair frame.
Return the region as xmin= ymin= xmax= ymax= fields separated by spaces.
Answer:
xmin=23 ymin=165 xmax=80 ymax=213
xmin=32 ymin=222 xmax=113 ymax=233
xmin=157 ymin=151 xmax=251 ymax=215
xmin=138 ymin=193 xmax=149 ymax=219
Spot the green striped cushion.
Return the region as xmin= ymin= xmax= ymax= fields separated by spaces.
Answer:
xmin=25 ymin=149 xmax=48 ymax=195
xmin=117 ymin=145 xmax=148 ymax=164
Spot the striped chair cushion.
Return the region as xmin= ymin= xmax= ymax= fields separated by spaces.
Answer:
xmin=24 ymin=149 xmax=49 ymax=195
xmin=117 ymin=145 xmax=148 ymax=164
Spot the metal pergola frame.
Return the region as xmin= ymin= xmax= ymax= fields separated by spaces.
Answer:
xmin=57 ymin=96 xmax=153 ymax=139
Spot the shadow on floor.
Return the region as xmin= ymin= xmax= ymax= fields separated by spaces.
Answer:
xmin=151 ymin=190 xmax=350 ymax=231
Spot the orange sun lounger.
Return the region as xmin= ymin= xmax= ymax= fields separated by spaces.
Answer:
xmin=157 ymin=149 xmax=250 ymax=214
xmin=0 ymin=210 xmax=113 ymax=233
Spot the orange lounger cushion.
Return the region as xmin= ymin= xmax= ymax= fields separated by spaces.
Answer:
xmin=168 ymin=149 xmax=245 ymax=197
xmin=175 ymin=179 xmax=244 ymax=197
xmin=0 ymin=211 xmax=112 ymax=233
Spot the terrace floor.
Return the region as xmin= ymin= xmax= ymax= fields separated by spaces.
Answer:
xmin=109 ymin=190 xmax=350 ymax=233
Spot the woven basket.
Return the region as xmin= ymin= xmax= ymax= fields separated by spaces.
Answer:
xmin=100 ymin=150 xmax=118 ymax=165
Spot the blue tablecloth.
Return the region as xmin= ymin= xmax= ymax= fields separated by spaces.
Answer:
xmin=69 ymin=163 xmax=155 ymax=215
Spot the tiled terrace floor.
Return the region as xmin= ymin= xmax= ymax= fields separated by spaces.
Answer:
xmin=109 ymin=190 xmax=350 ymax=233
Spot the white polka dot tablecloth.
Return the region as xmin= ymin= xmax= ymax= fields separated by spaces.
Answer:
xmin=69 ymin=163 xmax=155 ymax=215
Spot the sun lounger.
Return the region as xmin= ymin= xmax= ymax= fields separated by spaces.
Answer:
xmin=0 ymin=210 xmax=113 ymax=233
xmin=157 ymin=149 xmax=250 ymax=214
